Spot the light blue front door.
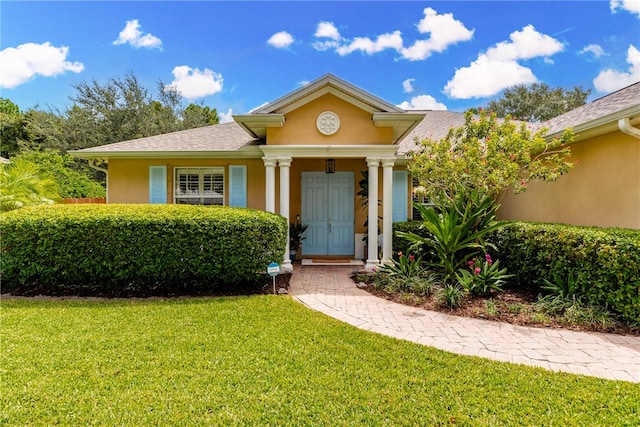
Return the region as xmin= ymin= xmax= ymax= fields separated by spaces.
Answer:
xmin=301 ymin=172 xmax=354 ymax=256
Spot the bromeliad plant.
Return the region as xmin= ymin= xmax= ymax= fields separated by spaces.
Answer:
xmin=457 ymin=254 xmax=513 ymax=296
xmin=378 ymin=252 xmax=438 ymax=295
xmin=378 ymin=252 xmax=426 ymax=279
xmin=397 ymin=190 xmax=504 ymax=283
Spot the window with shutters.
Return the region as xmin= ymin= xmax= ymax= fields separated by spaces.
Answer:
xmin=174 ymin=167 xmax=224 ymax=205
xmin=411 ymin=177 xmax=434 ymax=220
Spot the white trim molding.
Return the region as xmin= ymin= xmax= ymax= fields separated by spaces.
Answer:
xmin=260 ymin=145 xmax=398 ymax=159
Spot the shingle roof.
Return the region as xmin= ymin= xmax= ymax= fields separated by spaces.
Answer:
xmin=539 ymin=82 xmax=640 ymax=135
xmin=71 ymin=82 xmax=639 ymax=159
xmin=72 ymin=122 xmax=259 ymax=155
xmin=396 ymin=110 xmax=466 ymax=154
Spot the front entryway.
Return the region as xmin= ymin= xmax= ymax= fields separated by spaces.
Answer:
xmin=301 ymin=171 xmax=354 ymax=256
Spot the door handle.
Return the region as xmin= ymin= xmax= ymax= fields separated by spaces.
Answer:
xmin=328 ymin=218 xmax=332 ymax=233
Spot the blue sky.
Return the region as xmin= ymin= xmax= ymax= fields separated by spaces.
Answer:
xmin=1 ymin=1 xmax=639 ymax=122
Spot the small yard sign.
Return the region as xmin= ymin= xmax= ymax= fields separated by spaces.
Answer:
xmin=267 ymin=262 xmax=280 ymax=294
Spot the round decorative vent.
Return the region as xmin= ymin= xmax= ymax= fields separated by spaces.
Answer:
xmin=316 ymin=111 xmax=340 ymax=135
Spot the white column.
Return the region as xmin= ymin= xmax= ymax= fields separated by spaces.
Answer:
xmin=263 ymin=158 xmax=277 ymax=213
xmin=381 ymin=158 xmax=395 ymax=264
xmin=365 ymin=158 xmax=380 ymax=271
xmin=278 ymin=157 xmax=293 ymax=271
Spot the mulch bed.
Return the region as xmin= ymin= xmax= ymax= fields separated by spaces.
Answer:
xmin=361 ymin=282 xmax=639 ymax=336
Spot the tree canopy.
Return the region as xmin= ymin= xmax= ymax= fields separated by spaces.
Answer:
xmin=2 ymin=73 xmax=221 ymax=157
xmin=1 ymin=73 xmax=223 ymax=198
xmin=485 ymin=83 xmax=590 ymax=123
xmin=407 ymin=109 xmax=575 ymax=206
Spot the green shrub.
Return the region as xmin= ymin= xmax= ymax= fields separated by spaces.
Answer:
xmin=393 ymin=221 xmax=427 ymax=258
xmin=0 ymin=204 xmax=287 ymax=296
xmin=9 ymin=151 xmax=105 ymax=198
xmin=490 ymin=222 xmax=640 ymax=324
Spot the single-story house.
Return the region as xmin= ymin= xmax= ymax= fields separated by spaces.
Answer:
xmin=499 ymin=81 xmax=640 ymax=229
xmin=71 ymin=74 xmax=640 ymax=270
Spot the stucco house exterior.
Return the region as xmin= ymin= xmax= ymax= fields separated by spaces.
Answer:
xmin=499 ymin=81 xmax=640 ymax=229
xmin=71 ymin=74 xmax=640 ymax=270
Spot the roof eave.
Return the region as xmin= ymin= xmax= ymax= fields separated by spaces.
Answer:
xmin=232 ymin=114 xmax=285 ymax=139
xmin=69 ymin=146 xmax=264 ymax=161
xmin=373 ymin=112 xmax=427 ymax=143
xmin=546 ymin=104 xmax=640 ymax=142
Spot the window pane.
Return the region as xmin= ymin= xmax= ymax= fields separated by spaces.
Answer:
xmin=175 ymin=168 xmax=224 ymax=206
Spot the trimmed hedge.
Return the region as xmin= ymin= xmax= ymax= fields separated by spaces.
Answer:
xmin=1 ymin=204 xmax=287 ymax=296
xmin=490 ymin=222 xmax=640 ymax=324
xmin=393 ymin=220 xmax=640 ymax=323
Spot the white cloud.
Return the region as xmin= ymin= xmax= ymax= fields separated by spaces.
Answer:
xmin=267 ymin=31 xmax=294 ymax=49
xmin=444 ymin=25 xmax=564 ymax=99
xmin=312 ymin=8 xmax=473 ymax=60
xmin=248 ymin=101 xmax=270 ymax=113
xmin=610 ymin=0 xmax=640 ymax=17
xmin=593 ymin=44 xmax=640 ymax=92
xmin=579 ymin=44 xmax=606 ymax=58
xmin=113 ymin=19 xmax=162 ymax=49
xmin=336 ymin=31 xmax=403 ymax=56
xmin=403 ymin=78 xmax=415 ymax=93
xmin=0 ymin=42 xmax=84 ymax=89
xmin=166 ymin=66 xmax=223 ymax=99
xmin=219 ymin=108 xmax=234 ymax=123
xmin=401 ymin=7 xmax=474 ymax=61
xmin=397 ymin=94 xmax=447 ymax=110
xmin=313 ymin=21 xmax=341 ymax=51
xmin=315 ymin=21 xmax=341 ymax=40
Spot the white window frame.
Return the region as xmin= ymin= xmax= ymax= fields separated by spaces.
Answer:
xmin=174 ymin=167 xmax=225 ymax=205
xmin=411 ymin=177 xmax=434 ymax=220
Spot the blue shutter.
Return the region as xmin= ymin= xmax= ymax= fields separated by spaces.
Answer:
xmin=228 ymin=165 xmax=247 ymax=207
xmin=149 ymin=166 xmax=167 ymax=204
xmin=392 ymin=170 xmax=408 ymax=223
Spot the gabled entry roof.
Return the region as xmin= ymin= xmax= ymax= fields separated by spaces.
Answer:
xmin=233 ymin=73 xmax=425 ymax=142
xmin=254 ymin=73 xmax=404 ymax=115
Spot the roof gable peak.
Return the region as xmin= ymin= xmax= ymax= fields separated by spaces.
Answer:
xmin=252 ymin=73 xmax=404 ymax=115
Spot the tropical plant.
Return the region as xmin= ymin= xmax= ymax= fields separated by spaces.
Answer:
xmin=8 ymin=150 xmax=105 ymax=198
xmin=541 ymin=269 xmax=581 ymax=301
xmin=457 ymin=254 xmax=513 ymax=296
xmin=0 ymin=161 xmax=59 ymax=212
xmin=289 ymin=220 xmax=309 ymax=251
xmin=435 ymin=283 xmax=467 ymax=309
xmin=378 ymin=252 xmax=426 ymax=279
xmin=397 ymin=191 xmax=504 ymax=282
xmin=357 ymin=170 xmax=381 ymax=243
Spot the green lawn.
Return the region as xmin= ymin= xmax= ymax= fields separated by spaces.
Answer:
xmin=1 ymin=296 xmax=638 ymax=426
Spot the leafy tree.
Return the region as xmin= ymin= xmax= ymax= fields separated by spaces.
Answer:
xmin=69 ymin=73 xmax=160 ymax=146
xmin=0 ymin=160 xmax=59 ymax=212
xmin=486 ymin=83 xmax=590 ymax=122
xmin=2 ymin=73 xmax=222 ymax=164
xmin=0 ymin=98 xmax=28 ymax=158
xmin=10 ymin=151 xmax=105 ymax=198
xmin=66 ymin=74 xmax=218 ymax=150
xmin=407 ymin=109 xmax=575 ymax=206
xmin=182 ymin=103 xmax=220 ymax=128
xmin=20 ymin=109 xmax=68 ymax=152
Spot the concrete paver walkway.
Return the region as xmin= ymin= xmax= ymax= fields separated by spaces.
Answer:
xmin=289 ymin=265 xmax=640 ymax=383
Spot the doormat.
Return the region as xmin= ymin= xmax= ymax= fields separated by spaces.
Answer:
xmin=301 ymin=259 xmax=364 ymax=266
